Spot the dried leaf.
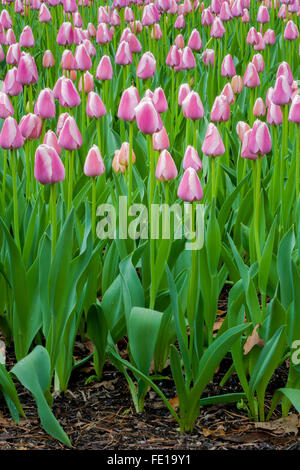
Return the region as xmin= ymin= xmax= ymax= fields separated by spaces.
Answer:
xmin=213 ymin=319 xmax=224 ymax=333
xmin=243 ymin=324 xmax=265 ymax=355
xmin=169 ymin=396 xmax=179 ymax=410
xmin=202 ymin=425 xmax=225 ymax=437
xmin=255 ymin=415 xmax=300 ymax=436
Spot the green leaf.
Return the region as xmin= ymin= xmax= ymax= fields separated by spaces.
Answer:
xmin=87 ymin=304 xmax=108 ymax=380
xmin=11 ymin=347 xmax=71 ymax=446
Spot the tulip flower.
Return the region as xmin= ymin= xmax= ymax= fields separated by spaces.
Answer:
xmin=35 ymin=144 xmax=65 ymax=256
xmin=153 ymin=127 xmax=170 ymax=151
xmin=183 ymin=145 xmax=203 ymax=171
xmin=0 ymin=117 xmax=24 ymax=249
xmin=177 ymin=168 xmax=203 ymax=202
xmin=34 ymin=88 xmax=56 ymax=120
xmin=210 ymin=95 xmax=230 ymax=122
xmin=153 ymin=87 xmax=168 ymax=113
xmin=59 ymin=78 xmax=81 ymax=109
xmin=137 ymin=52 xmax=156 ymax=80
xmin=221 ymin=54 xmax=236 ymax=78
xmin=155 ymin=150 xmax=178 ymax=182
xmin=20 ymin=26 xmax=35 ymax=48
xmin=43 ymin=130 xmax=61 ymax=156
xmin=253 ymin=98 xmax=266 ymax=117
xmin=0 ymin=92 xmax=14 ymax=119
xmin=96 ymin=55 xmax=113 ymax=80
xmin=202 ymin=123 xmax=225 ymax=201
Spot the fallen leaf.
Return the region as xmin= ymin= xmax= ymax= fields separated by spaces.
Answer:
xmin=99 ymin=378 xmax=118 ymax=391
xmin=213 ymin=319 xmax=224 ymax=333
xmin=243 ymin=324 xmax=265 ymax=355
xmin=169 ymin=396 xmax=179 ymax=410
xmin=255 ymin=414 xmax=300 ymax=436
xmin=202 ymin=425 xmax=225 ymax=437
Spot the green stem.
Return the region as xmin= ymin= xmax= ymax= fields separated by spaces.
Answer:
xmin=10 ymin=150 xmax=21 ymax=251
xmin=2 ymin=150 xmax=7 ymax=210
xmin=211 ymin=156 xmax=216 ymax=202
xmin=148 ymin=135 xmax=155 ymax=310
xmin=25 ymin=141 xmax=31 ymax=200
xmin=254 ymin=158 xmax=262 ymax=263
xmin=67 ymin=150 xmax=74 ymax=212
xmin=296 ymin=125 xmax=300 ymax=201
xmin=50 ymin=183 xmax=57 ymax=259
xmin=92 ymin=177 xmax=96 ymax=241
xmin=128 ymin=121 xmax=133 ymax=208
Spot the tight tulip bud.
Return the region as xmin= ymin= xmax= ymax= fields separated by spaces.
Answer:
xmin=0 ymin=117 xmax=24 ymax=149
xmin=153 ymin=87 xmax=168 ymax=113
xmin=43 ymin=130 xmax=61 ymax=155
xmin=2 ymin=67 xmax=22 ymax=96
xmin=155 ymin=150 xmax=178 ymax=181
xmin=59 ymin=78 xmax=81 ymax=108
xmin=19 ymin=113 xmax=42 ymax=140
xmin=118 ymin=142 xmax=136 ymax=166
xmin=34 ymin=88 xmax=56 ymax=119
xmin=20 ymin=26 xmax=35 ymax=48
xmin=86 ymin=91 xmax=106 ymax=118
xmin=210 ymin=95 xmax=230 ymax=122
xmin=182 ymin=91 xmax=204 ymax=120
xmin=153 ymin=127 xmax=170 ymax=151
xmin=267 ymin=103 xmax=283 ymax=126
xmin=58 ymin=116 xmax=82 ymax=150
xmin=248 ymin=120 xmax=272 ymax=155
xmin=202 ymin=123 xmax=225 ymax=156
xmin=253 ymin=97 xmax=266 ymax=117
xmin=84 ymin=145 xmax=105 ymax=177
xmin=43 ymin=50 xmax=55 ymax=68
xmin=137 ymin=52 xmax=156 ymax=79
xmin=221 ymin=54 xmax=236 ymax=77
xmin=288 ymin=95 xmax=300 ymax=124
xmin=118 ymin=86 xmax=140 ymax=122
xmin=272 ymin=75 xmax=292 ymax=106
xmin=135 ymin=98 xmax=162 ymax=134
xmin=16 ymin=53 xmax=38 ymax=85
xmin=178 ymin=83 xmax=191 ymax=105
xmin=34 ymin=144 xmax=65 ymax=185
xmin=96 ymin=55 xmax=113 ymax=80
xmin=0 ymin=92 xmax=14 ymax=118
xmin=236 ymin=121 xmax=251 ymax=143
xmin=183 ymin=145 xmax=203 ymax=171
xmin=177 ymin=167 xmax=203 ymax=202
xmin=243 ymin=62 xmax=260 ymax=88
xmin=231 ymin=75 xmax=243 ymax=94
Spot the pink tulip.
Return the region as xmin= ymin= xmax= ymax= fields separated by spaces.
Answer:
xmin=59 ymin=78 xmax=81 ymax=108
xmin=284 ymin=20 xmax=299 ymax=40
xmin=137 ymin=52 xmax=156 ymax=79
xmin=19 ymin=113 xmax=42 ymax=140
xmin=96 ymin=55 xmax=113 ymax=81
xmin=6 ymin=43 xmax=21 ymax=66
xmin=56 ymin=112 xmax=70 ymax=136
xmin=257 ymin=5 xmax=270 ymax=23
xmin=253 ymin=97 xmax=266 ymax=117
xmin=0 ymin=10 xmax=12 ymax=29
xmin=20 ymin=26 xmax=35 ymax=48
xmin=288 ymin=95 xmax=300 ymax=124
xmin=74 ymin=44 xmax=92 ymax=70
xmin=221 ymin=83 xmax=235 ymax=105
xmin=248 ymin=120 xmax=272 ymax=156
xmin=211 ymin=95 xmax=230 ymax=122
xmin=118 ymin=142 xmax=136 ymax=166
xmin=155 ymin=150 xmax=178 ymax=181
xmin=203 ymin=49 xmax=215 ymax=67
xmin=201 ymin=8 xmax=214 ymax=26
xmin=272 ymin=75 xmax=292 ymax=106
xmin=178 ymin=83 xmax=191 ymax=106
xmin=188 ymin=29 xmax=202 ymax=50
xmin=153 ymin=127 xmax=170 ymax=151
xmin=231 ymin=0 xmax=244 ymax=17
xmin=252 ymin=53 xmax=265 ymax=73
xmin=127 ymin=33 xmax=142 ymax=53
xmin=246 ymin=26 xmax=259 ymax=45
xmin=236 ymin=121 xmax=251 ymax=143
xmin=241 ymin=129 xmax=258 ymax=160
xmin=181 ymin=46 xmax=196 ymax=69
xmin=78 ymin=71 xmax=94 ymax=93
xmin=61 ymin=50 xmax=75 ymax=70
xmin=202 ymin=123 xmax=225 ymax=156
xmin=183 ymin=145 xmax=203 ymax=171
xmin=57 ymin=22 xmax=74 ymax=46
xmin=210 ymin=17 xmax=226 ymax=38
xmin=115 ymin=40 xmax=132 ymax=65
xmin=39 ymin=3 xmax=52 ymax=22
xmin=221 ymin=54 xmax=236 ymax=77
xmin=177 ymin=168 xmax=203 ymax=202
xmin=84 ymin=145 xmax=105 ymax=177
xmin=135 ymin=98 xmax=162 ymax=134
xmin=34 ymin=144 xmax=65 ymax=185
xmin=153 ymin=87 xmax=168 ymax=113
xmin=0 ymin=117 xmax=24 ymax=149
xmin=267 ymin=103 xmax=283 ymax=125
xmin=220 ymin=2 xmax=233 ymax=21
xmin=43 ymin=130 xmax=61 ymax=155
xmin=34 ymin=88 xmax=56 ymax=119
xmin=118 ymin=86 xmax=140 ymax=121
xmin=2 ymin=67 xmax=22 ymax=96
xmin=58 ymin=115 xmax=82 ymax=150
xmin=182 ymin=91 xmax=204 ymax=120
xmin=243 ymin=62 xmax=260 ymax=88
xmin=43 ymin=50 xmax=55 ymax=68
xmin=264 ymin=29 xmax=276 ymax=45
xmin=174 ymin=14 xmax=185 ymax=29
xmin=86 ymin=91 xmax=106 ymax=118
xmin=16 ymin=53 xmax=38 ymax=85
xmin=0 ymin=92 xmax=14 ymax=118
xmin=276 ymin=61 xmax=293 ymax=85
xmin=166 ymin=45 xmax=180 ymax=68
xmin=96 ymin=22 xmax=110 ymax=44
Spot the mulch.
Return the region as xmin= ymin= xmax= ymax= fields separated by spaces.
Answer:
xmin=0 ymin=286 xmax=299 ymax=451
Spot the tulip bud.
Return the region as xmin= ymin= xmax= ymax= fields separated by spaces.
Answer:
xmin=118 ymin=86 xmax=140 ymax=122
xmin=288 ymin=95 xmax=300 ymax=124
xmin=153 ymin=127 xmax=170 ymax=151
xmin=0 ymin=92 xmax=14 ymax=118
xmin=202 ymin=123 xmax=225 ymax=156
xmin=137 ymin=52 xmax=156 ymax=79
xmin=182 ymin=91 xmax=204 ymax=120
xmin=248 ymin=120 xmax=272 ymax=156
xmin=210 ymin=94 xmax=230 ymax=122
xmin=177 ymin=167 xmax=203 ymax=202
xmin=243 ymin=62 xmax=260 ymax=88
xmin=183 ymin=145 xmax=203 ymax=171
xmin=86 ymin=91 xmax=106 ymax=118
xmin=59 ymin=78 xmax=81 ymax=108
xmin=34 ymin=144 xmax=65 ymax=185
xmin=34 ymin=88 xmax=56 ymax=119
xmin=43 ymin=130 xmax=61 ymax=155
xmin=58 ymin=116 xmax=82 ymax=150
xmin=118 ymin=141 xmax=136 ymax=166
xmin=155 ymin=150 xmax=178 ymax=181
xmin=135 ymin=98 xmax=162 ymax=134
xmin=84 ymin=145 xmax=105 ymax=177
xmin=19 ymin=113 xmax=42 ymax=140
xmin=0 ymin=116 xmax=24 ymax=149
xmin=43 ymin=50 xmax=55 ymax=68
